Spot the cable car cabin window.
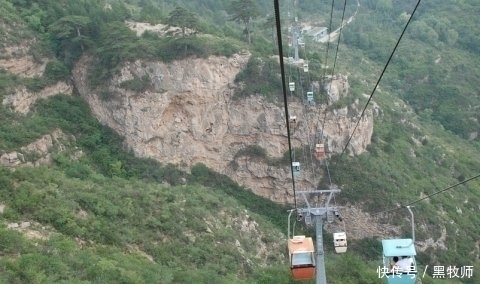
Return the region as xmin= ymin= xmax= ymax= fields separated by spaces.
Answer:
xmin=291 ymin=252 xmax=315 ymax=267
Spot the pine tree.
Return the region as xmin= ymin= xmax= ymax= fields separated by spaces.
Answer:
xmin=227 ymin=0 xmax=259 ymax=44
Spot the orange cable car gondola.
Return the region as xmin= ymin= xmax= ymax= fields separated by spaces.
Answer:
xmin=288 ymin=235 xmax=316 ymax=280
xmin=314 ymin=143 xmax=326 ymax=159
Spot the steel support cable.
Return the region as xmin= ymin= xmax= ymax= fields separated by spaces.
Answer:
xmin=296 ymin=41 xmax=320 ymax=189
xmin=329 ymin=0 xmax=348 ymax=79
xmin=290 ymin=16 xmax=330 ymax=192
xmin=274 ymin=0 xmax=298 ymax=210
xmin=322 ymin=0 xmax=337 ymax=81
xmin=340 ymin=0 xmax=422 ymax=156
xmin=325 ymin=159 xmax=333 ymax=185
xmin=300 ymin=28 xmax=330 ymax=191
xmin=332 ymin=180 xmax=343 ymax=231
xmin=286 ymin=0 xmax=294 ymax=164
xmin=321 ymin=0 xmax=348 ymax=138
xmin=316 ymin=0 xmax=349 ymax=190
xmin=306 ymin=1 xmax=347 ymax=191
xmin=295 ymin=63 xmax=306 ymax=176
xmin=286 ymin=0 xmax=294 ymax=94
xmin=372 ymin=173 xmax=480 ymax=216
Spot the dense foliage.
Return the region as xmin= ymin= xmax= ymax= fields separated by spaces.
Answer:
xmin=342 ymin=0 xmax=480 ymax=139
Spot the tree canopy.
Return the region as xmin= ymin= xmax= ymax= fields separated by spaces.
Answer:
xmin=166 ymin=6 xmax=200 ymax=37
xmin=227 ymin=0 xmax=259 ymax=44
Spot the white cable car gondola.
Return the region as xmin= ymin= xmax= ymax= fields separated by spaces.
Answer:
xmin=333 ymin=232 xmax=347 ymax=253
xmin=289 ymin=82 xmax=295 ymax=92
xmin=306 ymin=91 xmax=314 ymax=105
xmin=292 ymin=162 xmax=300 ymax=177
xmin=303 ymin=62 xmax=309 ymax=72
xmin=289 ymin=115 xmax=297 ymax=128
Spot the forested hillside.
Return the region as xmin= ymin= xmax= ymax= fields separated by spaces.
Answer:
xmin=0 ymin=0 xmax=479 ymax=283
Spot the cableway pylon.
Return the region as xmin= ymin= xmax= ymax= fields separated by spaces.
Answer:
xmin=295 ymin=188 xmax=342 ymax=284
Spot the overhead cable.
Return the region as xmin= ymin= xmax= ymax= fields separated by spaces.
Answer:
xmin=340 ymin=0 xmax=422 ymax=156
xmin=274 ymin=0 xmax=297 ymax=210
xmin=373 ymin=173 xmax=480 ymax=216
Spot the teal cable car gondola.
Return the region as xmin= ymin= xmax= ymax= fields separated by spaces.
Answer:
xmin=381 ymin=206 xmax=418 ymax=284
xmin=381 ymin=239 xmax=417 ymax=284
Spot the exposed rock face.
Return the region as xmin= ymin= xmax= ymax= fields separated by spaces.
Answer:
xmin=0 ymin=129 xmax=80 ymax=167
xmin=0 ymin=55 xmax=47 ymax=78
xmin=2 ymin=82 xmax=72 ymax=114
xmin=72 ymin=54 xmax=374 ymax=204
xmin=0 ymin=152 xmax=24 ymax=167
xmin=0 ymin=42 xmax=73 ymax=113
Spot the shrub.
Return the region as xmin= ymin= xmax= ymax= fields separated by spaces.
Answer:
xmin=119 ymin=75 xmax=151 ymax=92
xmin=44 ymin=59 xmax=70 ymax=82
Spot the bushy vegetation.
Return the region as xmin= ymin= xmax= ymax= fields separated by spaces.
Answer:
xmin=233 ymin=57 xmax=283 ymax=100
xmin=0 ymin=166 xmax=284 ymax=283
xmin=342 ymin=0 xmax=480 ymax=139
xmin=119 ymin=75 xmax=151 ymax=92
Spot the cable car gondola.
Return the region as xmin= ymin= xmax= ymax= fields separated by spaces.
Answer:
xmin=289 ymin=115 xmax=297 ymax=129
xmin=381 ymin=239 xmax=417 ymax=284
xmin=288 ymin=235 xmax=316 ymax=280
xmin=292 ymin=162 xmax=300 ymax=176
xmin=381 ymin=206 xmax=417 ymax=284
xmin=303 ymin=62 xmax=309 ymax=72
xmin=289 ymin=82 xmax=295 ymax=92
xmin=333 ymin=232 xmax=347 ymax=253
xmin=306 ymin=91 xmax=314 ymax=105
xmin=287 ymin=211 xmax=316 ymax=281
xmin=314 ymin=143 xmax=326 ymax=159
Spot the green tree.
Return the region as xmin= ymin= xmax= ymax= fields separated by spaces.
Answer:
xmin=377 ymin=0 xmax=393 ymax=13
xmin=48 ymin=15 xmax=93 ymax=65
xmin=262 ymin=14 xmax=277 ymax=46
xmin=166 ymin=6 xmax=200 ymax=37
xmin=227 ymin=0 xmax=259 ymax=44
xmin=92 ymin=22 xmax=139 ymax=84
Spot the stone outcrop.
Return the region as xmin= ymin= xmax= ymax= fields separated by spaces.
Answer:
xmin=0 ymin=41 xmax=73 ymax=113
xmin=2 ymin=82 xmax=72 ymax=114
xmin=0 ymin=55 xmax=47 ymax=78
xmin=72 ymin=53 xmax=375 ymax=203
xmin=0 ymin=152 xmax=24 ymax=167
xmin=0 ymin=129 xmax=81 ymax=167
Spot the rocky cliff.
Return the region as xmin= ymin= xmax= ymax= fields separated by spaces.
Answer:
xmin=0 ymin=34 xmax=390 ymax=240
xmin=72 ymin=53 xmax=375 ymax=204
